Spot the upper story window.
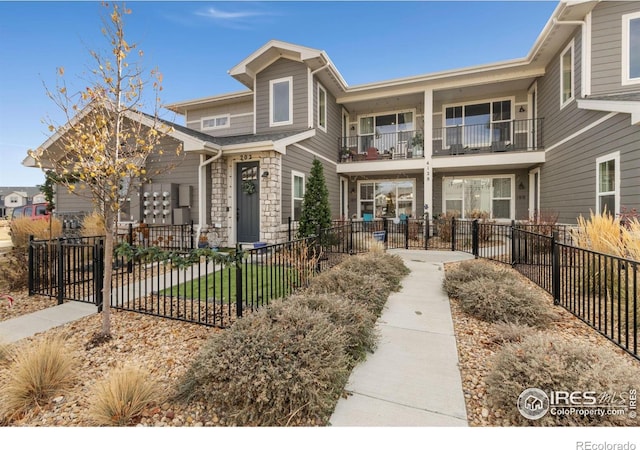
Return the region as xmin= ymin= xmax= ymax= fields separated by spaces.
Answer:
xmin=622 ymin=12 xmax=640 ymax=85
xmin=202 ymin=114 xmax=230 ymax=131
xmin=318 ymin=84 xmax=327 ymax=132
xmin=596 ymin=151 xmax=619 ymax=216
xmin=560 ymin=40 xmax=574 ymax=108
xmin=292 ymin=171 xmax=305 ymax=221
xmin=270 ymin=76 xmax=293 ymax=126
xmin=444 ymin=99 xmax=512 ymax=148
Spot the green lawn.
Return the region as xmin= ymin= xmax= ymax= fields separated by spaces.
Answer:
xmin=162 ymin=263 xmax=298 ymax=303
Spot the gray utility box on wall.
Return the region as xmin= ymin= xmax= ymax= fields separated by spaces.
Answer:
xmin=173 ymin=207 xmax=190 ymax=225
xmin=178 ymin=185 xmax=192 ymax=207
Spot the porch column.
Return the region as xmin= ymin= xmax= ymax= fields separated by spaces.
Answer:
xmin=423 ymin=89 xmax=433 ymax=219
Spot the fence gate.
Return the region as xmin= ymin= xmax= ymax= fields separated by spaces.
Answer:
xmin=29 ymin=237 xmax=104 ymax=307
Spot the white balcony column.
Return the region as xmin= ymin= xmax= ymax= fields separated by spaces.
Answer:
xmin=423 ymin=88 xmax=434 ymax=219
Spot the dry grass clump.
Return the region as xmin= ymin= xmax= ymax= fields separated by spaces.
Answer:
xmin=490 ymin=321 xmax=534 ymax=344
xmin=0 ymin=250 xmax=29 ymax=290
xmin=572 ymin=209 xmax=639 ymax=260
xmin=89 ymin=365 xmax=161 ymax=426
xmin=0 ymin=339 xmax=11 ymax=366
xmin=176 ymin=300 xmax=349 ymax=426
xmin=456 ymin=277 xmax=557 ymax=327
xmin=9 ymin=217 xmax=62 ymax=249
xmin=443 ymin=259 xmax=510 ymax=298
xmin=486 ymin=333 xmax=638 ymax=426
xmin=338 ymin=252 xmax=409 ymax=292
xmin=307 ymin=267 xmax=391 ymax=316
xmin=0 ymin=335 xmax=76 ymax=423
xmin=287 ymin=292 xmax=378 ymax=363
xmin=81 ymin=211 xmax=106 ymax=237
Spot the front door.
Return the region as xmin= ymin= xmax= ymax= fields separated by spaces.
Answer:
xmin=237 ymin=161 xmax=260 ymax=242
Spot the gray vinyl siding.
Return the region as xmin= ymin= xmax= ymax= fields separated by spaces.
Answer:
xmin=312 ymin=79 xmax=343 ymax=163
xmin=432 ymin=169 xmax=529 ymax=220
xmin=55 ymin=187 xmax=94 ymax=214
xmin=591 ymin=1 xmax=640 ymax=95
xmin=281 ymin=144 xmax=340 ymax=223
xmin=540 ymin=113 xmax=640 ymax=224
xmin=185 ymin=100 xmax=254 ymax=137
xmin=255 ymin=59 xmax=308 ymax=133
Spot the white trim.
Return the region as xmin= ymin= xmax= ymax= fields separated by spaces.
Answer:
xmin=269 ymin=76 xmax=293 ymax=127
xmin=583 ymin=12 xmax=592 ymax=97
xmin=577 ymin=99 xmax=640 ymax=126
xmin=317 ymin=83 xmax=327 ymax=132
xmin=622 ymin=11 xmax=640 ymax=86
xmin=528 ymin=167 xmax=540 ymax=222
xmin=340 ymin=176 xmax=349 ymax=219
xmin=544 ymin=112 xmax=618 ymax=153
xmin=253 ymin=78 xmax=257 ymax=135
xmin=595 ymin=151 xmax=620 ymax=217
xmin=291 ymin=170 xmax=305 ymax=222
xmin=356 ymin=178 xmax=417 ymax=219
xmin=560 ymin=39 xmax=575 ymax=109
xmin=291 ymin=143 xmax=337 ymax=167
xmin=307 ymin=68 xmax=313 ymax=129
xmin=201 ymin=114 xmax=230 ymax=131
xmin=357 ymin=108 xmax=417 ymax=136
xmin=441 ymin=174 xmax=516 ymax=220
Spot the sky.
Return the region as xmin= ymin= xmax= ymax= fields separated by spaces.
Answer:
xmin=0 ymin=0 xmax=560 ymax=188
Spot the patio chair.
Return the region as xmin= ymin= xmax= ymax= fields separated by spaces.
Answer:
xmin=363 ymin=213 xmax=374 ymax=231
xmin=365 ymin=147 xmax=379 ymax=160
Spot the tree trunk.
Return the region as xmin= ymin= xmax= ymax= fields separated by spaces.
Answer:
xmin=101 ymin=210 xmax=116 ymax=337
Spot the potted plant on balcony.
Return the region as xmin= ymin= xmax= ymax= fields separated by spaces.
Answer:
xmin=411 ymin=132 xmax=424 ymax=156
xmin=340 ymin=147 xmax=352 ymax=162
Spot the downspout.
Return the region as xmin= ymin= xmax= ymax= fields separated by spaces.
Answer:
xmin=553 ymin=18 xmax=589 ymax=97
xmin=196 ymin=146 xmax=223 ymax=242
xmin=308 ymin=62 xmax=330 ymax=128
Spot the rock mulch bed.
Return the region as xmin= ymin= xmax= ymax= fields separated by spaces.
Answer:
xmin=0 ymin=291 xmax=58 ymax=322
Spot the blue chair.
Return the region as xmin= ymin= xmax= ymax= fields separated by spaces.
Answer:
xmin=363 ymin=213 xmax=373 ymax=231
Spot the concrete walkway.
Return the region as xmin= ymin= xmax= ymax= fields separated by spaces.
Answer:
xmin=1 ymin=248 xmax=474 ymax=426
xmin=329 ymin=249 xmax=474 ymax=426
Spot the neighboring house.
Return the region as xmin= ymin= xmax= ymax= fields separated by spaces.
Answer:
xmin=0 ymin=187 xmax=43 ymax=218
xmin=25 ymin=0 xmax=640 ymax=245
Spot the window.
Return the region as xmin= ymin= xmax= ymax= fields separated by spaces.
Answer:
xmin=596 ymin=152 xmax=620 ymax=216
xmin=444 ymin=100 xmax=512 ymax=148
xmin=560 ymin=41 xmax=574 ymax=107
xmin=292 ymin=171 xmax=305 ymax=221
xmin=318 ymin=84 xmax=327 ymax=131
xmin=270 ymin=77 xmax=293 ymax=126
xmin=622 ymin=12 xmax=640 ymax=85
xmin=358 ymin=111 xmax=414 ymax=153
xmin=358 ymin=180 xmax=415 ymax=219
xmin=202 ymin=114 xmax=229 ymax=130
xmin=443 ymin=176 xmax=514 ymax=219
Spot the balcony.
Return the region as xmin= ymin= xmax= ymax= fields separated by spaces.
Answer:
xmin=338 ymin=130 xmax=424 ymax=163
xmin=433 ymin=118 xmax=544 ymax=156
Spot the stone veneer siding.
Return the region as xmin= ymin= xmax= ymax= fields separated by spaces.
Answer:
xmin=257 ymin=151 xmax=282 ymax=243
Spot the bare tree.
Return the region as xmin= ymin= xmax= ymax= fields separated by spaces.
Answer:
xmin=28 ymin=2 xmax=181 ymax=338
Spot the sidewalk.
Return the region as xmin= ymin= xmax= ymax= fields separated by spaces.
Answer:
xmin=0 ymin=248 xmax=474 ymax=426
xmin=329 ymin=249 xmax=474 ymax=426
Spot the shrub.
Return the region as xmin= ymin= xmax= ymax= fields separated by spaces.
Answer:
xmin=0 ymin=335 xmax=76 ymax=423
xmin=89 ymin=365 xmax=160 ymax=426
xmin=9 ymin=217 xmax=62 ymax=250
xmin=435 ymin=212 xmax=458 ymax=242
xmin=176 ymin=300 xmax=349 ymax=426
xmin=467 ymin=210 xmax=495 ymax=242
xmin=286 ymin=292 xmax=378 ymax=364
xmin=81 ymin=211 xmax=106 ymax=237
xmin=0 ymin=250 xmax=29 ymax=290
xmin=442 ymin=259 xmax=510 ymax=298
xmin=307 ymin=267 xmax=391 ymax=316
xmin=455 ymin=276 xmax=557 ymax=327
xmin=490 ymin=321 xmax=534 ymax=344
xmin=486 ymin=333 xmax=638 ymax=426
xmin=270 ymin=239 xmax=321 ymax=291
xmin=0 ymin=339 xmax=11 ymax=366
xmin=338 ymin=252 xmax=409 ymax=292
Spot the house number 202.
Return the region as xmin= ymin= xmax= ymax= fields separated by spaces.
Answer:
xmin=240 ymin=154 xmax=252 ymax=161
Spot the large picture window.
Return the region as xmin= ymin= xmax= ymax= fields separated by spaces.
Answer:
xmin=442 ymin=176 xmax=514 ymax=219
xmin=444 ymin=100 xmax=512 ymax=148
xmin=560 ymin=41 xmax=574 ymax=107
xmin=622 ymin=12 xmax=640 ymax=85
xmin=358 ymin=180 xmax=415 ymax=219
xmin=358 ymin=111 xmax=414 ymax=153
xmin=270 ymin=77 xmax=293 ymax=126
xmin=596 ymin=152 xmax=619 ymax=216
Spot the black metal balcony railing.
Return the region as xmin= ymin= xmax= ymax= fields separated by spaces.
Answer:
xmin=338 ymin=130 xmax=424 ymax=162
xmin=432 ymin=118 xmax=544 ymax=156
xmin=337 ymin=118 xmax=544 ymax=163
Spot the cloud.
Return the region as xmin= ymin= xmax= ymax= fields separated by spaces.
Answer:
xmin=196 ymin=7 xmax=265 ymax=21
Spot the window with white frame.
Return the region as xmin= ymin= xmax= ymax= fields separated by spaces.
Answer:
xmin=442 ymin=176 xmax=514 ymax=219
xmin=270 ymin=77 xmax=293 ymax=126
xmin=358 ymin=180 xmax=415 ymax=219
xmin=358 ymin=111 xmax=414 ymax=154
xmin=560 ymin=41 xmax=574 ymax=107
xmin=444 ymin=100 xmax=512 ymax=148
xmin=202 ymin=114 xmax=230 ymax=131
xmin=596 ymin=152 xmax=620 ymax=216
xmin=292 ymin=171 xmax=305 ymax=221
xmin=622 ymin=12 xmax=640 ymax=85
xmin=318 ymin=84 xmax=327 ymax=132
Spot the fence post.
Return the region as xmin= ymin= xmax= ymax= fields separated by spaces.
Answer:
xmin=315 ymin=225 xmax=322 ymax=272
xmin=95 ymin=238 xmax=104 ymax=313
xmin=235 ymin=243 xmax=243 ymax=318
xmin=403 ymin=217 xmax=409 ymax=249
xmin=382 ymin=218 xmax=388 ymax=249
xmin=451 ymin=217 xmax=457 ymax=252
xmin=56 ymin=237 xmax=64 ymax=305
xmin=552 ymin=231 xmax=560 ymax=305
xmin=127 ymin=223 xmax=133 ymax=274
xmin=348 ymin=218 xmax=354 ymax=254
xmin=472 ymin=219 xmax=479 ymax=258
xmin=424 ymin=213 xmax=429 ymax=250
xmin=28 ymin=235 xmax=34 ymax=295
xmin=510 ymin=219 xmax=516 ymax=266
xmin=288 ymin=216 xmax=292 ymax=242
